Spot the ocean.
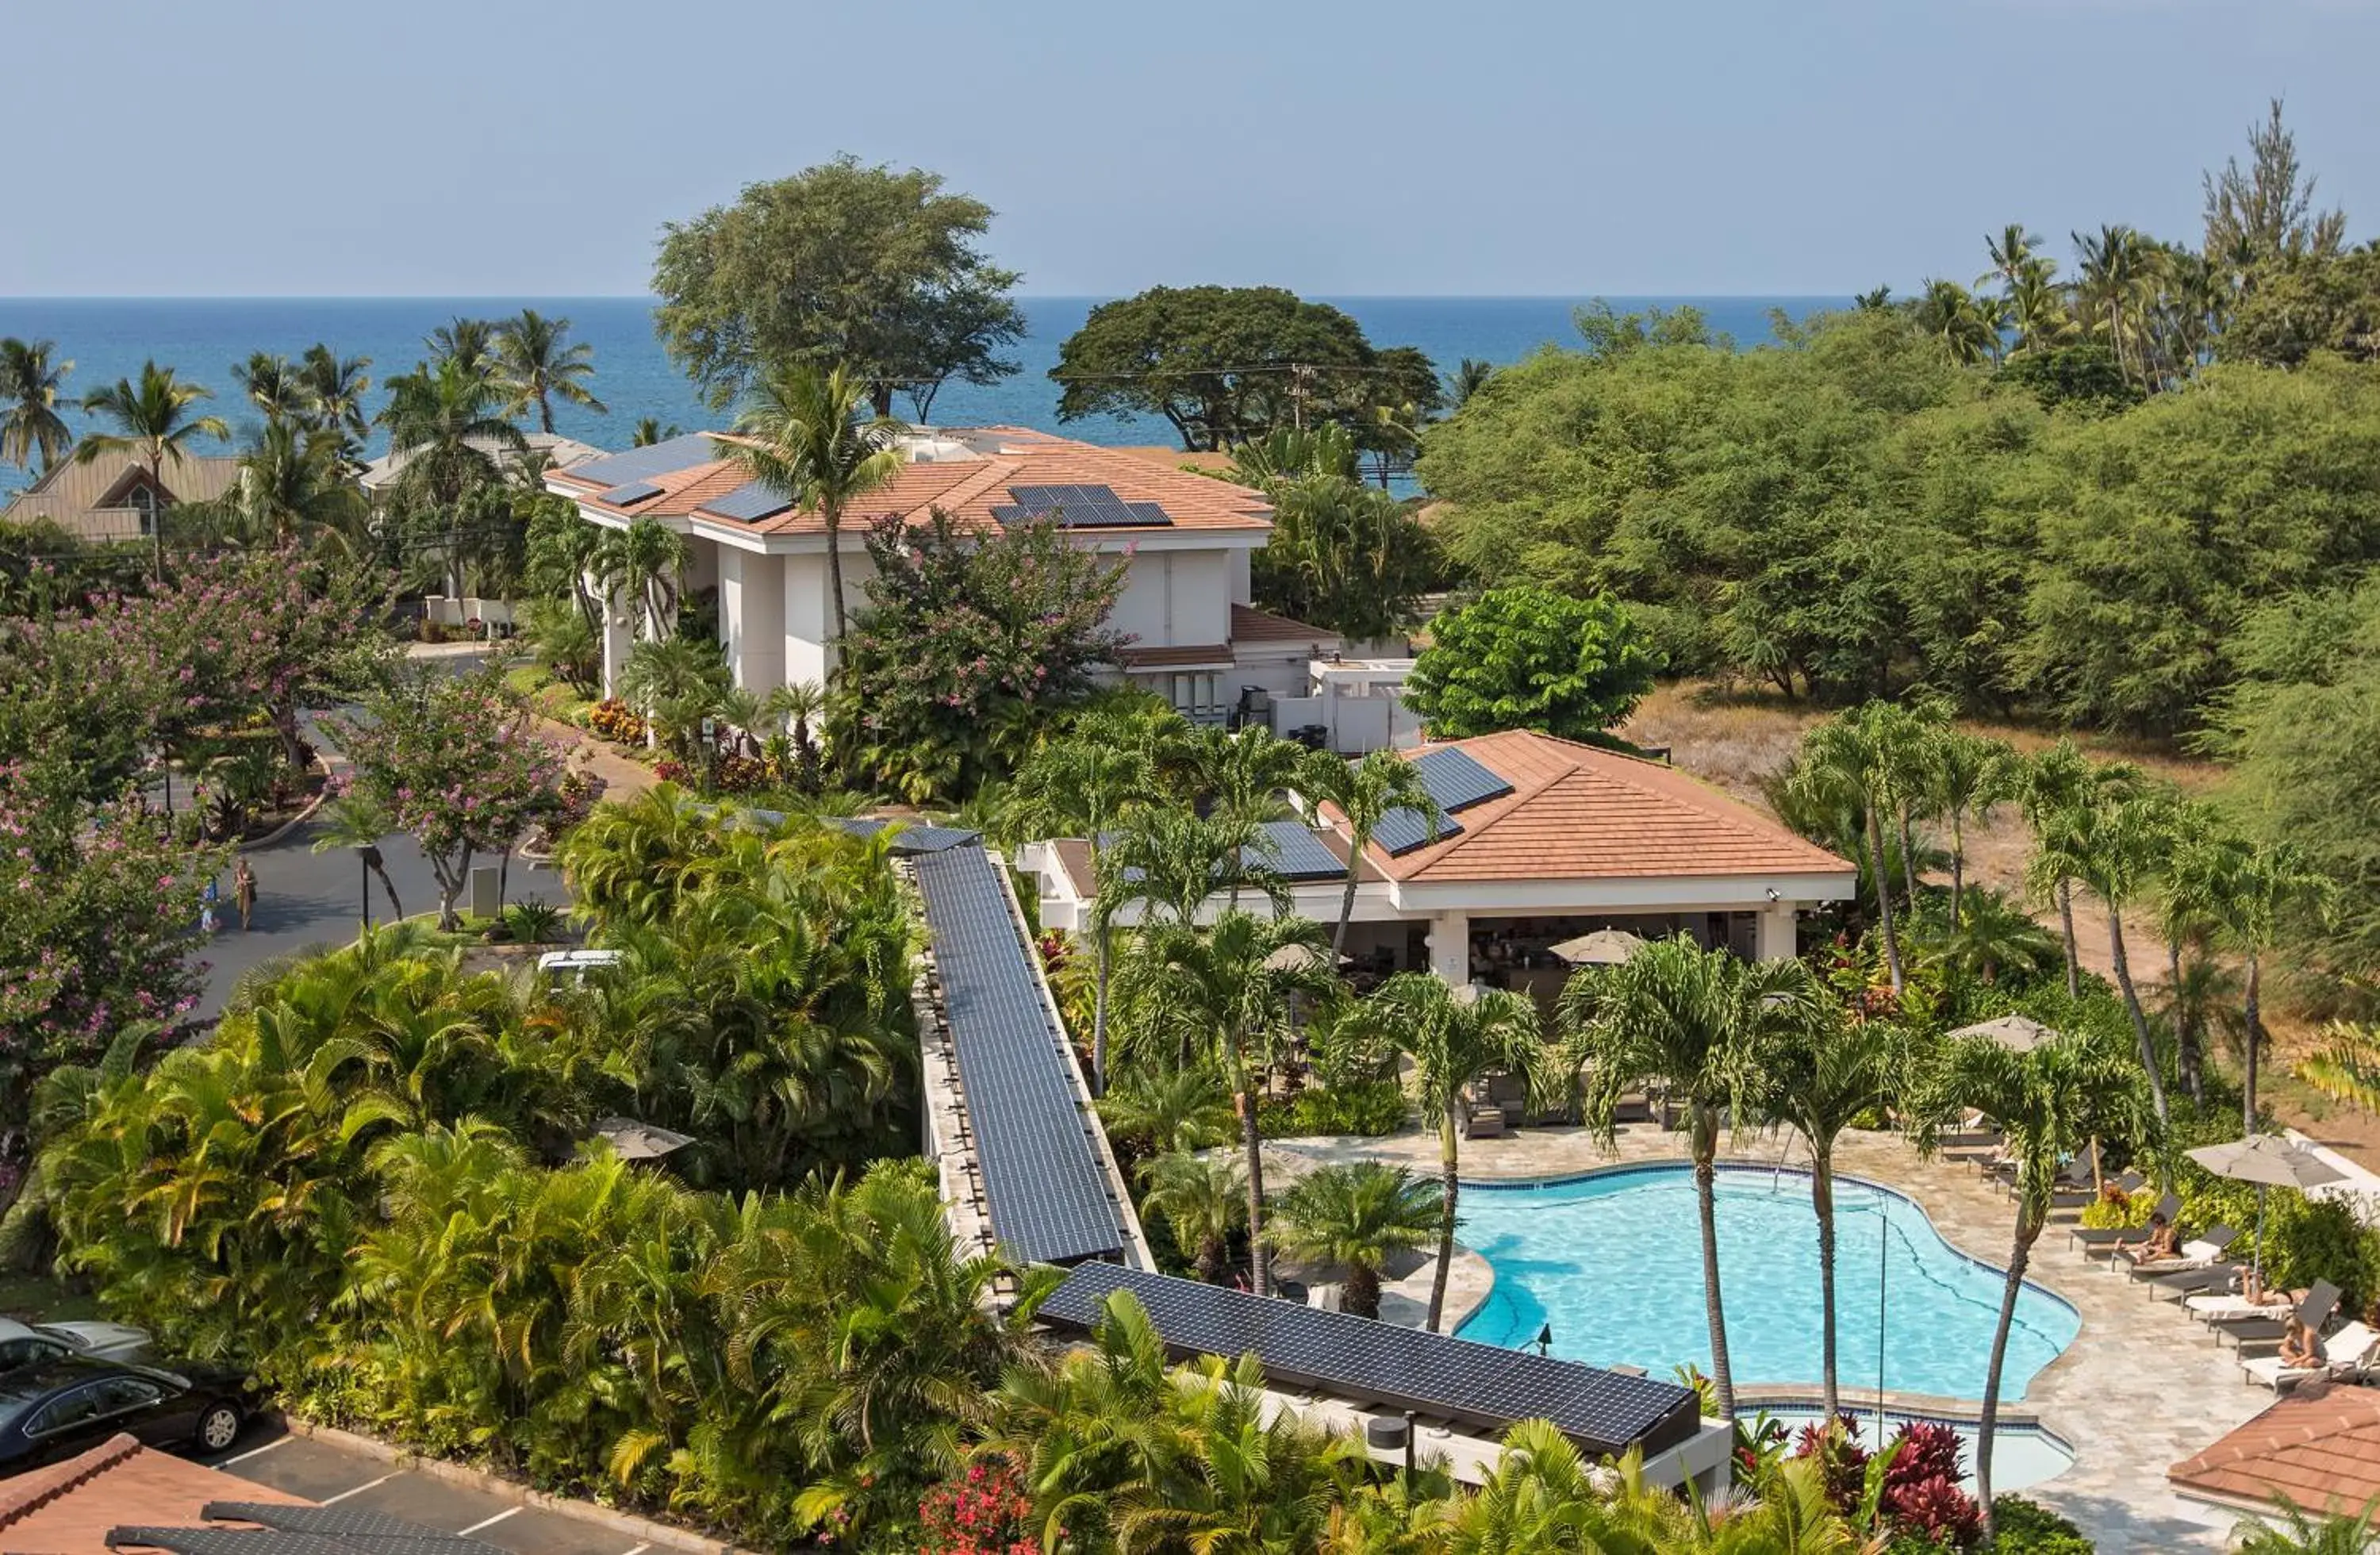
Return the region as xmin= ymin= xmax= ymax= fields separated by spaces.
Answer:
xmin=0 ymin=295 xmax=1843 ymax=498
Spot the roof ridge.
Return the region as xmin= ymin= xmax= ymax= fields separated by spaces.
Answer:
xmin=1403 ymin=762 xmax=1581 ymax=879
xmin=0 ymin=1430 xmax=142 ymax=1526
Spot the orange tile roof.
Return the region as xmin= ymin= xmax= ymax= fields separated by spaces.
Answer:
xmin=1330 ymin=729 xmax=1854 ymax=885
xmin=1116 ymin=643 xmax=1233 ymax=670
xmin=1230 ymin=603 xmax=1342 ymax=646
xmin=0 ymin=1432 xmax=308 ymax=1553
xmin=2169 ymin=1388 xmax=2380 ymax=1513
xmin=557 ymin=430 xmax=1272 ymax=536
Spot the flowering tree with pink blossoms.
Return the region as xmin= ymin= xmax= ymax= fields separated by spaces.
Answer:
xmin=328 ymin=666 xmax=569 ymax=928
xmin=0 ymin=759 xmax=222 ymax=1123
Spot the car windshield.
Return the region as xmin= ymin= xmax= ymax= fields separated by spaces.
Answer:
xmin=29 ymin=1327 xmax=81 ymax=1347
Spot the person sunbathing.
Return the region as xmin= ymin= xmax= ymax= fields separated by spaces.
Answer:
xmin=2131 ymin=1215 xmax=2183 ymax=1265
xmin=2278 ymin=1315 xmax=2324 ymax=1370
xmin=2241 ymin=1269 xmax=2303 ymax=1309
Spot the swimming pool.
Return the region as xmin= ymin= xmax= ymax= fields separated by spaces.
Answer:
xmin=1455 ymin=1165 xmax=2080 ymax=1400
xmin=1749 ymin=1404 xmax=2075 ymax=1492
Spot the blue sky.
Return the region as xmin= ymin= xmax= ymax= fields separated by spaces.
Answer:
xmin=9 ymin=0 xmax=2371 ymax=297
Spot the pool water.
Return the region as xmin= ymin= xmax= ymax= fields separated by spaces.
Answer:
xmin=1456 ymin=1166 xmax=2079 ymax=1400
xmin=1752 ymin=1406 xmax=2075 ymax=1492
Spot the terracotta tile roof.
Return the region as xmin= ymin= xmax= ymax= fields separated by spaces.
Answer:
xmin=2169 ymin=1388 xmax=2380 ymax=1512
xmin=1230 ymin=604 xmax=1342 ymax=647
xmin=1116 ymin=643 xmax=1234 ymax=670
xmin=0 ymin=1431 xmax=307 ymax=1553
xmin=1327 ymin=729 xmax=1855 ymax=885
xmin=556 ymin=429 xmax=1273 ymax=537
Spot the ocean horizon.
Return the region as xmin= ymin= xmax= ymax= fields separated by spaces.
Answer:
xmin=0 ymin=294 xmax=1847 ymax=497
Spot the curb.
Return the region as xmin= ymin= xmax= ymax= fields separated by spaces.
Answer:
xmin=279 ymin=1418 xmax=744 ymax=1553
xmin=240 ymin=756 xmax=336 ymax=854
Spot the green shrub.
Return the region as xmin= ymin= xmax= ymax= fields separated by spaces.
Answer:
xmin=1258 ymin=1080 xmax=1411 ymax=1138
xmin=1991 ymin=1495 xmax=2095 ymax=1554
xmin=2078 ymin=1188 xmax=2154 ymax=1231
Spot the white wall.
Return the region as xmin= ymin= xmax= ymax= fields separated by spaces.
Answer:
xmin=1110 ymin=549 xmax=1231 ymax=648
xmin=780 ymin=546 xmax=880 ymax=688
xmin=718 ymin=547 xmax=785 ymax=693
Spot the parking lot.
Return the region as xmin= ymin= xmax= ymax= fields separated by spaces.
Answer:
xmin=201 ymin=1423 xmax=689 ymax=1555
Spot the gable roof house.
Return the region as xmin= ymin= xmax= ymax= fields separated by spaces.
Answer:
xmin=544 ymin=427 xmax=1342 ymax=726
xmin=0 ymin=451 xmax=243 ymax=544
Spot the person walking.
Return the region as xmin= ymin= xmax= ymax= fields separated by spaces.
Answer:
xmin=233 ymin=858 xmax=258 ymax=932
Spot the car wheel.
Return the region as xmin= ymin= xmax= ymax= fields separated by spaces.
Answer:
xmin=195 ymin=1401 xmax=242 ymax=1453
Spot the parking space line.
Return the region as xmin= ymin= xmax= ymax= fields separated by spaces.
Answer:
xmin=455 ymin=1508 xmax=522 ymax=1537
xmin=220 ymin=1437 xmax=290 ymax=1467
xmin=618 ymin=1543 xmax=651 ymax=1555
xmin=321 ymin=1472 xmax=397 ymax=1504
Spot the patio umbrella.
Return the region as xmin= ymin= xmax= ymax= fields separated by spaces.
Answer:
xmin=2184 ymin=1134 xmax=2348 ymax=1284
xmin=1263 ymin=943 xmax=1334 ymax=973
xmin=1548 ymin=928 xmax=1647 ymax=966
xmin=1947 ymin=1013 xmax=2059 ymax=1052
xmin=591 ymin=1116 xmax=695 ymax=1162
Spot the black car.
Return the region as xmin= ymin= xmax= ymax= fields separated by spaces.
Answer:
xmin=0 ymin=1356 xmax=251 ymax=1472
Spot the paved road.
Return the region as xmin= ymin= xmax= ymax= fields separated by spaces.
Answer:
xmin=203 ymin=1423 xmax=657 ymax=1555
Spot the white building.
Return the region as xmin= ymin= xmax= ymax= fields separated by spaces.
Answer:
xmin=1022 ymin=728 xmax=1859 ymax=999
xmin=545 ymin=426 xmax=1355 ymax=727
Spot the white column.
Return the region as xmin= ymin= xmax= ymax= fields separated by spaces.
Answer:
xmin=1756 ymin=903 xmax=1798 ymax=962
xmin=598 ymin=597 xmax=635 ymax=699
xmin=719 ymin=550 xmax=785 ymax=693
xmin=1426 ymin=911 xmax=1471 ymax=987
xmin=783 ymin=551 xmax=832 ymax=688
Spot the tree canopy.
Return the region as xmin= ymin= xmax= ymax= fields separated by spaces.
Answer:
xmin=653 ymin=156 xmax=1025 ymax=417
xmin=1403 ymin=586 xmax=1657 ymax=743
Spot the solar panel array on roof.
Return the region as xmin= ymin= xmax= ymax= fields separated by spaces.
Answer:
xmin=1243 ymin=820 xmax=1347 ymax=882
xmin=563 ymin=431 xmax=718 ymax=488
xmin=913 ymin=843 xmax=1123 ymax=1265
xmin=114 ymin=1502 xmax=503 ymax=1555
xmin=1372 ymin=804 xmax=1462 ymax=856
xmin=827 ymin=815 xmax=984 ymax=854
xmin=705 ymin=481 xmax=795 ymax=523
xmin=595 ymin=479 xmax=664 ymax=507
xmin=991 ymin=483 xmax=1171 ymax=528
xmin=1370 ymin=746 xmax=1519 ymax=856
xmin=1041 ymin=1263 xmax=1702 ymax=1460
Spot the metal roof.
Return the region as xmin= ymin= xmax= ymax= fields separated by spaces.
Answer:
xmin=912 ymin=843 xmax=1124 ymax=1265
xmin=560 ymin=432 xmax=718 ymax=489
xmin=1040 ymin=1263 xmax=1702 ymax=1460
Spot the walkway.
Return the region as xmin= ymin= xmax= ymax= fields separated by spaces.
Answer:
xmin=1281 ymin=1123 xmax=2258 ymax=1550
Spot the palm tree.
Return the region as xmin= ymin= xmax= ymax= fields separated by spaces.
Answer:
xmin=1008 ymin=726 xmax=1158 ymax=1092
xmin=1194 ymin=724 xmax=1306 ymax=908
xmin=1561 ymin=937 xmax=1820 ymax=1419
xmin=595 ymin=515 xmax=690 ymax=643
xmin=1299 ymin=748 xmax=1441 ymax=960
xmin=720 ymin=363 xmax=906 ymax=655
xmin=493 ymin=309 xmax=606 ymax=433
xmin=631 ymin=417 xmax=683 ymax=447
xmin=1919 ymin=1032 xmax=2149 ymax=1542
xmin=379 ymin=358 xmax=526 ymax=595
xmin=2213 ymin=841 xmax=2335 ymax=1132
xmin=1924 ymin=887 xmax=2063 ymax=986
xmin=1371 ymin=973 xmax=1543 ymax=1331
xmin=1923 ymin=728 xmax=2017 ymax=930
xmin=1121 ymin=912 xmax=1335 ymax=1297
xmin=765 ymin=679 xmax=825 ymax=786
xmin=295 ymin=344 xmax=373 ymax=455
xmin=231 ymin=421 xmax=369 ymax=551
xmin=2231 ymin=1493 xmax=2380 ymax=1555
xmin=231 ymin=351 xmax=317 ymax=428
xmin=1446 ymin=358 xmax=1496 ymax=409
xmin=1979 ymin=222 xmax=2040 ymax=292
xmin=1138 ymin=1150 xmax=1246 ymax=1286
xmin=2156 ymin=800 xmax=2241 ymax=1108
xmin=1785 ymin=708 xmax=1909 ymax=991
xmin=425 ymin=316 xmax=497 ymax=378
xmin=75 ymin=361 xmax=231 ymax=579
xmin=2039 ymin=789 xmax=2171 ymax=1123
xmin=1099 ymin=808 xmax=1286 ymax=935
xmin=619 ymin=638 xmax=724 ymax=756
xmin=1753 ymin=1008 xmax=1899 ymax=1423
xmin=0 ymin=338 xmax=75 ymax=473
xmin=2017 ymin=741 xmax=2127 ymax=999
xmin=1096 ymin=1067 xmax=1234 ymax=1158
xmin=1269 ymin=1161 xmax=1439 ymax=1320
xmin=310 ymin=792 xmax=404 ymax=930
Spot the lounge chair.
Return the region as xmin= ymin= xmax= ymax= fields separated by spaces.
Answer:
xmin=2193 ymin=1277 xmax=2338 ymax=1331
xmin=2241 ymin=1320 xmax=2380 ymax=1392
xmin=2211 ymin=1283 xmax=2340 ymax=1353
xmin=2122 ymin=1224 xmax=2237 ymax=1278
xmin=1463 ymin=1101 xmax=1505 ymax=1140
xmin=2071 ymin=1192 xmax=2182 ymax=1257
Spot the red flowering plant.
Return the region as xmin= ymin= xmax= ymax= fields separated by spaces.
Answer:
xmin=831 ymin=508 xmax=1127 ymax=802
xmin=0 ymin=758 xmax=221 ymax=1127
xmin=1788 ymin=1416 xmax=1982 ymax=1551
xmin=916 ymin=1453 xmax=1041 ymax=1555
xmin=326 ymin=666 xmax=568 ymax=929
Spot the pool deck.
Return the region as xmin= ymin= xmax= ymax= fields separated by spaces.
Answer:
xmin=1276 ymin=1122 xmax=2260 ymax=1551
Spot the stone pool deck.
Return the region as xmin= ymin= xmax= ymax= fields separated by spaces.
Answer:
xmin=1274 ymin=1122 xmax=2267 ymax=1551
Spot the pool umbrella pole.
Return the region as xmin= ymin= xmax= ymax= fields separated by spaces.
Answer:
xmin=2183 ymin=1135 xmax=2347 ymax=1287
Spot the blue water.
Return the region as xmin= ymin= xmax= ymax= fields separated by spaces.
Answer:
xmin=1456 ymin=1166 xmax=2079 ymax=1400
xmin=0 ymin=295 xmax=1841 ymax=497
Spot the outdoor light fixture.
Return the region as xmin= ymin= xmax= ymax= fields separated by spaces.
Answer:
xmin=1764 ymin=887 xmax=1781 ymax=902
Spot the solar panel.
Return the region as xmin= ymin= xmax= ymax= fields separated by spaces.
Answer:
xmin=1039 ymin=1263 xmax=1702 ymax=1460
xmin=1243 ymin=820 xmax=1346 ymax=882
xmin=913 ymin=843 xmax=1123 ymax=1265
xmin=116 ymin=1503 xmax=503 ymax=1555
xmin=595 ymin=480 xmax=663 ymax=506
xmin=564 ymin=431 xmax=718 ymax=487
xmin=706 ymin=481 xmax=795 ymax=523
xmin=994 ymin=483 xmax=1171 ymax=528
xmin=826 ymin=815 xmax=983 ymax=854
xmin=1413 ymin=746 xmax=1515 ymax=814
xmin=1371 ymin=805 xmax=1462 ymax=855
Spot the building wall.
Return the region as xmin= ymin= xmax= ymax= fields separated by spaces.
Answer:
xmin=1110 ymin=550 xmax=1230 ymax=649
xmin=780 ymin=547 xmax=880 ymax=688
xmin=717 ymin=545 xmax=786 ymax=693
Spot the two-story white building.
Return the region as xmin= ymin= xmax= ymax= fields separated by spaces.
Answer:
xmin=545 ymin=426 xmax=1348 ymax=725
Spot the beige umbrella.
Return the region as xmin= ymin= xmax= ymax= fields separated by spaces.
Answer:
xmin=592 ymin=1116 xmax=695 ymax=1161
xmin=1264 ymin=943 xmax=1333 ymax=973
xmin=2186 ymin=1134 xmax=2348 ymax=1284
xmin=1948 ymin=1013 xmax=2059 ymax=1052
xmin=1548 ymin=928 xmax=1648 ymax=966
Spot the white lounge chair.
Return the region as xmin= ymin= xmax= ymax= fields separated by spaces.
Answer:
xmin=2241 ymin=1320 xmax=2380 ymax=1392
